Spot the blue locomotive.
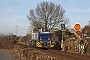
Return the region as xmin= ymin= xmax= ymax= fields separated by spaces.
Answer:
xmin=30 ymin=28 xmax=54 ymax=49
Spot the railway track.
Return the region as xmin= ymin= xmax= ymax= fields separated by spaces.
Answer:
xmin=40 ymin=49 xmax=90 ymax=60
xmin=16 ymin=44 xmax=90 ymax=60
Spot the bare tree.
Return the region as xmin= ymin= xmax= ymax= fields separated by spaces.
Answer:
xmin=27 ymin=2 xmax=69 ymax=31
xmin=31 ymin=20 xmax=44 ymax=28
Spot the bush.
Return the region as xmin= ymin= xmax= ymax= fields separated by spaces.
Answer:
xmin=0 ymin=33 xmax=19 ymax=40
xmin=18 ymin=34 xmax=31 ymax=45
xmin=0 ymin=33 xmax=17 ymax=49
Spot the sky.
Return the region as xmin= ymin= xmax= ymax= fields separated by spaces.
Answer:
xmin=0 ymin=0 xmax=90 ymax=36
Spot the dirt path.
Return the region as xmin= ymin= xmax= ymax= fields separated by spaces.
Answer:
xmin=0 ymin=50 xmax=12 ymax=60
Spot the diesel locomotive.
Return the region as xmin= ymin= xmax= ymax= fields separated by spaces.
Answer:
xmin=30 ymin=28 xmax=54 ymax=49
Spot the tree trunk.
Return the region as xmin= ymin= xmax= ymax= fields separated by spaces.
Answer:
xmin=45 ymin=19 xmax=48 ymax=31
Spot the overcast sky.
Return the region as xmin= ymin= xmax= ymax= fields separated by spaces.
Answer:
xmin=0 ymin=0 xmax=90 ymax=36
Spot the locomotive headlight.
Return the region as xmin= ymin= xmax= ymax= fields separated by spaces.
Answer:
xmin=48 ymin=37 xmax=50 ymax=40
xmin=49 ymin=41 xmax=51 ymax=44
xmin=40 ymin=41 xmax=44 ymax=45
xmin=40 ymin=37 xmax=42 ymax=40
xmin=51 ymin=41 xmax=55 ymax=45
xmin=41 ymin=42 xmax=44 ymax=45
xmin=40 ymin=39 xmax=43 ymax=44
xmin=40 ymin=40 xmax=42 ymax=43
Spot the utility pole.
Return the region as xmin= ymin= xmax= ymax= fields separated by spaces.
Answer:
xmin=15 ymin=25 xmax=18 ymax=36
xmin=88 ymin=20 xmax=90 ymax=26
xmin=15 ymin=25 xmax=25 ymax=36
xmin=61 ymin=23 xmax=65 ymax=51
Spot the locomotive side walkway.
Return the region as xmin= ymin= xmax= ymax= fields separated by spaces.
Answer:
xmin=0 ymin=50 xmax=12 ymax=60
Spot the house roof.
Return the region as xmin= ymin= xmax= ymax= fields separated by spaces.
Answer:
xmin=81 ymin=26 xmax=90 ymax=34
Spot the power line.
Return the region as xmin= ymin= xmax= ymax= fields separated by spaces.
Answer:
xmin=56 ymin=0 xmax=67 ymax=6
xmin=61 ymin=0 xmax=67 ymax=5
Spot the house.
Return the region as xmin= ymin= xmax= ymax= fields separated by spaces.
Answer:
xmin=80 ymin=26 xmax=90 ymax=38
xmin=68 ymin=26 xmax=90 ymax=39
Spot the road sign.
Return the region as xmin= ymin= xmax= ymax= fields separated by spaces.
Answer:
xmin=74 ymin=23 xmax=81 ymax=31
xmin=61 ymin=24 xmax=65 ymax=30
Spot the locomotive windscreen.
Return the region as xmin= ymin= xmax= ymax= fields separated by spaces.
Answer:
xmin=38 ymin=32 xmax=50 ymax=41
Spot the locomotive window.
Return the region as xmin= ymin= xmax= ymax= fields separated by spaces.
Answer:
xmin=33 ymin=30 xmax=39 ymax=33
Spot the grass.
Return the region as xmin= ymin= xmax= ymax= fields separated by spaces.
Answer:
xmin=0 ymin=49 xmax=11 ymax=52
